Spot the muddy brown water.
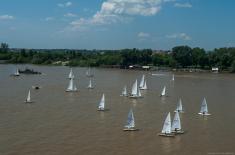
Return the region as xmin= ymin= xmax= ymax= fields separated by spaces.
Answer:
xmin=0 ymin=64 xmax=235 ymax=155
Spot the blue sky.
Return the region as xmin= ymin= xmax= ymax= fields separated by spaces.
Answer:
xmin=0 ymin=0 xmax=235 ymax=50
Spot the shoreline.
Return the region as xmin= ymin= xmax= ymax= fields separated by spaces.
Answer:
xmin=1 ymin=63 xmax=231 ymax=74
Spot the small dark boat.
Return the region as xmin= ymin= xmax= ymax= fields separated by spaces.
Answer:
xmin=19 ymin=68 xmax=41 ymax=74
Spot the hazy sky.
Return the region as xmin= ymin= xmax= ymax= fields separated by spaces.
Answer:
xmin=0 ymin=0 xmax=235 ymax=50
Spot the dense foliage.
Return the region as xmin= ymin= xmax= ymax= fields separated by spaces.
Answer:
xmin=1 ymin=43 xmax=235 ymax=71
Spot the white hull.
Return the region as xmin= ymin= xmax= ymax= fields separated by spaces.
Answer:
xmin=158 ymin=133 xmax=175 ymax=137
xmin=24 ymin=101 xmax=33 ymax=103
xmin=66 ymin=89 xmax=78 ymax=92
xmin=97 ymin=108 xmax=109 ymax=111
xmin=198 ymin=113 xmax=211 ymax=116
xmin=129 ymin=95 xmax=142 ymax=98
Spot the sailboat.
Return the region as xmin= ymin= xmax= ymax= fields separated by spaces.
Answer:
xmin=66 ymin=78 xmax=78 ymax=92
xmin=198 ymin=98 xmax=211 ymax=115
xmin=86 ymin=67 xmax=94 ymax=77
xmin=129 ymin=80 xmax=142 ymax=98
xmin=139 ymin=75 xmax=147 ymax=90
xmin=160 ymin=86 xmax=166 ymax=97
xmin=123 ymin=109 xmax=139 ymax=131
xmin=97 ymin=94 xmax=106 ymax=111
xmin=139 ymin=75 xmax=145 ymax=88
xmin=68 ymin=68 xmax=74 ymax=79
xmin=140 ymin=81 xmax=147 ymax=90
xmin=174 ymin=98 xmax=184 ymax=113
xmin=120 ymin=86 xmax=128 ymax=97
xmin=158 ymin=112 xmax=175 ymax=137
xmin=12 ymin=68 xmax=20 ymax=76
xmin=171 ymin=111 xmax=184 ymax=134
xmin=172 ymin=74 xmax=175 ymax=81
xmin=87 ymin=79 xmax=94 ymax=89
xmin=25 ymin=90 xmax=33 ymax=103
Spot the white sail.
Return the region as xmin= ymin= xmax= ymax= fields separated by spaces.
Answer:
xmin=131 ymin=80 xmax=138 ymax=97
xmin=175 ymin=98 xmax=183 ymax=112
xmin=171 ymin=111 xmax=181 ymax=131
xmin=141 ymin=80 xmax=147 ymax=90
xmin=98 ymin=94 xmax=105 ymax=110
xmin=161 ymin=86 xmax=166 ymax=96
xmin=87 ymin=79 xmax=94 ymax=89
xmin=125 ymin=109 xmax=135 ymax=128
xmin=86 ymin=67 xmax=93 ymax=77
xmin=26 ymin=90 xmax=31 ymax=102
xmin=199 ymin=98 xmax=210 ymax=115
xmin=161 ymin=112 xmax=172 ymax=134
xmin=121 ymin=86 xmax=128 ymax=96
xmin=139 ymin=75 xmax=145 ymax=88
xmin=13 ymin=68 xmax=20 ymax=76
xmin=138 ymin=88 xmax=142 ymax=97
xmin=66 ymin=78 xmax=77 ymax=91
xmin=68 ymin=68 xmax=74 ymax=79
xmin=172 ymin=74 xmax=175 ymax=81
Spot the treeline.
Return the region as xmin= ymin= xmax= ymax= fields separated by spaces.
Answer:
xmin=1 ymin=43 xmax=235 ymax=72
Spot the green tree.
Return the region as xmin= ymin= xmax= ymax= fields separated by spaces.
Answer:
xmin=172 ymin=46 xmax=192 ymax=67
xmin=0 ymin=43 xmax=9 ymax=53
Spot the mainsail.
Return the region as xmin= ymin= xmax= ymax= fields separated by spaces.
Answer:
xmin=66 ymin=78 xmax=77 ymax=91
xmin=26 ymin=90 xmax=31 ymax=102
xmin=98 ymin=94 xmax=105 ymax=110
xmin=161 ymin=86 xmax=166 ymax=96
xmin=125 ymin=109 xmax=135 ymax=129
xmin=87 ymin=79 xmax=93 ymax=88
xmin=175 ymin=98 xmax=183 ymax=112
xmin=131 ymin=80 xmax=138 ymax=97
xmin=171 ymin=111 xmax=181 ymax=131
xmin=139 ymin=75 xmax=145 ymax=88
xmin=68 ymin=68 xmax=74 ymax=79
xmin=161 ymin=112 xmax=172 ymax=134
xmin=199 ymin=98 xmax=209 ymax=114
xmin=121 ymin=86 xmax=128 ymax=96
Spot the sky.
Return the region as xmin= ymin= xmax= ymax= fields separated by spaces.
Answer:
xmin=0 ymin=0 xmax=235 ymax=50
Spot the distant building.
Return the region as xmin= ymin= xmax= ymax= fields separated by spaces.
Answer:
xmin=142 ymin=66 xmax=150 ymax=70
xmin=212 ymin=67 xmax=219 ymax=73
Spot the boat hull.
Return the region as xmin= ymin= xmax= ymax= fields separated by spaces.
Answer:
xmin=123 ymin=128 xmax=139 ymax=131
xmin=172 ymin=130 xmax=185 ymax=134
xmin=198 ymin=113 xmax=211 ymax=116
xmin=66 ymin=90 xmax=78 ymax=92
xmin=24 ymin=101 xmax=33 ymax=103
xmin=174 ymin=110 xmax=184 ymax=113
xmin=158 ymin=133 xmax=175 ymax=137
xmin=97 ymin=108 xmax=109 ymax=111
xmin=129 ymin=95 xmax=143 ymax=98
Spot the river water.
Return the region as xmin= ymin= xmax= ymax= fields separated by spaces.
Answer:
xmin=0 ymin=64 xmax=235 ymax=155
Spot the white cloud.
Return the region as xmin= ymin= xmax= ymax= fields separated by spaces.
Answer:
xmin=174 ymin=3 xmax=192 ymax=8
xmin=69 ymin=0 xmax=165 ymax=31
xmin=58 ymin=1 xmax=72 ymax=8
xmin=138 ymin=32 xmax=150 ymax=38
xmin=166 ymin=33 xmax=191 ymax=40
xmin=0 ymin=15 xmax=14 ymax=20
xmin=45 ymin=17 xmax=54 ymax=21
xmin=64 ymin=13 xmax=77 ymax=17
